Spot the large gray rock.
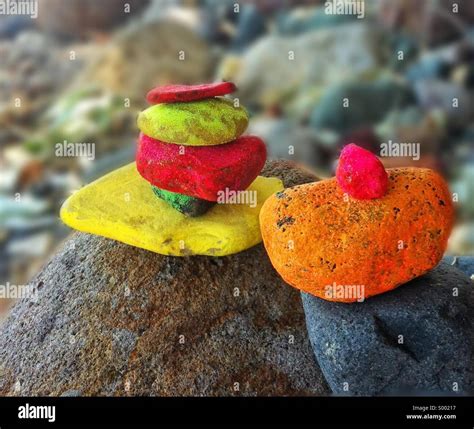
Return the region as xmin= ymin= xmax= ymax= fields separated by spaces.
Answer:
xmin=302 ymin=262 xmax=474 ymax=396
xmin=0 ymin=161 xmax=329 ymax=397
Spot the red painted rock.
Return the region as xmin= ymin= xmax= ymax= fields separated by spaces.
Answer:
xmin=146 ymin=82 xmax=237 ymax=104
xmin=136 ymin=133 xmax=267 ymax=201
xmin=336 ymin=144 xmax=388 ymax=200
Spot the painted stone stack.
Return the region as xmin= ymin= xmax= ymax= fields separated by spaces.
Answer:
xmin=136 ymin=82 xmax=267 ymax=217
xmin=59 ymin=81 xmax=283 ymax=257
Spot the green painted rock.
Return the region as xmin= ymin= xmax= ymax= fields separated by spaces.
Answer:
xmin=152 ymin=186 xmax=215 ymax=217
xmin=137 ymin=98 xmax=249 ymax=146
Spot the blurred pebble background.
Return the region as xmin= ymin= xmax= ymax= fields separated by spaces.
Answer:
xmin=0 ymin=0 xmax=473 ymax=321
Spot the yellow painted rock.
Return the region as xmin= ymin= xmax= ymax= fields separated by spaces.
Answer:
xmin=60 ymin=163 xmax=283 ymax=256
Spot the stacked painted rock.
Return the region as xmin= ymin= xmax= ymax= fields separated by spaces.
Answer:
xmin=260 ymin=144 xmax=454 ymax=302
xmin=136 ymin=82 xmax=267 ymax=217
xmin=60 ymin=82 xmax=283 ymax=257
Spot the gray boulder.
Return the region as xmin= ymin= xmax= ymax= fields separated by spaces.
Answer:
xmin=0 ymin=161 xmax=329 ymax=397
xmin=302 ymin=262 xmax=474 ymax=396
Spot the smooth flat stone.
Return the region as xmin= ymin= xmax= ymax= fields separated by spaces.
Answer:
xmin=146 ymin=82 xmax=237 ymax=104
xmin=137 ymin=98 xmax=249 ymax=146
xmin=260 ymin=168 xmax=454 ymax=302
xmin=136 ymin=133 xmax=267 ymax=201
xmin=60 ymin=163 xmax=283 ymax=256
xmin=151 ymin=186 xmax=215 ymax=217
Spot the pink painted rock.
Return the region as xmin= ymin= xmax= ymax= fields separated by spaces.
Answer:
xmin=336 ymin=144 xmax=388 ymax=200
xmin=146 ymin=82 xmax=237 ymax=104
xmin=136 ymin=133 xmax=267 ymax=201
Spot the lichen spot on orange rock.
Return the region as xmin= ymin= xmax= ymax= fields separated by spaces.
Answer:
xmin=259 ymin=168 xmax=454 ymax=302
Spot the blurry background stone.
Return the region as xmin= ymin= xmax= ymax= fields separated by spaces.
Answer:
xmin=36 ymin=0 xmax=150 ymax=39
xmin=0 ymin=31 xmax=83 ymax=142
xmin=0 ymin=16 xmax=34 ymax=39
xmin=276 ymin=5 xmax=357 ymax=35
xmin=70 ymin=21 xmax=214 ymax=105
xmin=377 ymin=0 xmax=474 ymax=48
xmin=218 ymin=23 xmax=386 ymax=117
xmin=248 ymin=113 xmax=332 ymax=167
xmin=309 ymin=79 xmax=416 ymax=134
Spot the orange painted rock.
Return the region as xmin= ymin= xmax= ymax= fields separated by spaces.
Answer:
xmin=260 ymin=168 xmax=454 ymax=303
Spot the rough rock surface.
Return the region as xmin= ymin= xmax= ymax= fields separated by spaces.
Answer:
xmin=137 ymin=134 xmax=266 ymax=201
xmin=0 ymin=161 xmax=328 ymax=396
xmin=260 ymin=168 xmax=454 ymax=302
xmin=137 ymin=98 xmax=249 ymax=147
xmin=302 ymin=262 xmax=474 ymax=396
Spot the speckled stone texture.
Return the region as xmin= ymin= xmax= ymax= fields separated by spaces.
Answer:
xmin=0 ymin=160 xmax=328 ymax=397
xmin=260 ymin=167 xmax=454 ymax=302
xmin=137 ymin=133 xmax=267 ymax=201
xmin=302 ymin=262 xmax=474 ymax=396
xmin=137 ymin=98 xmax=249 ymax=146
